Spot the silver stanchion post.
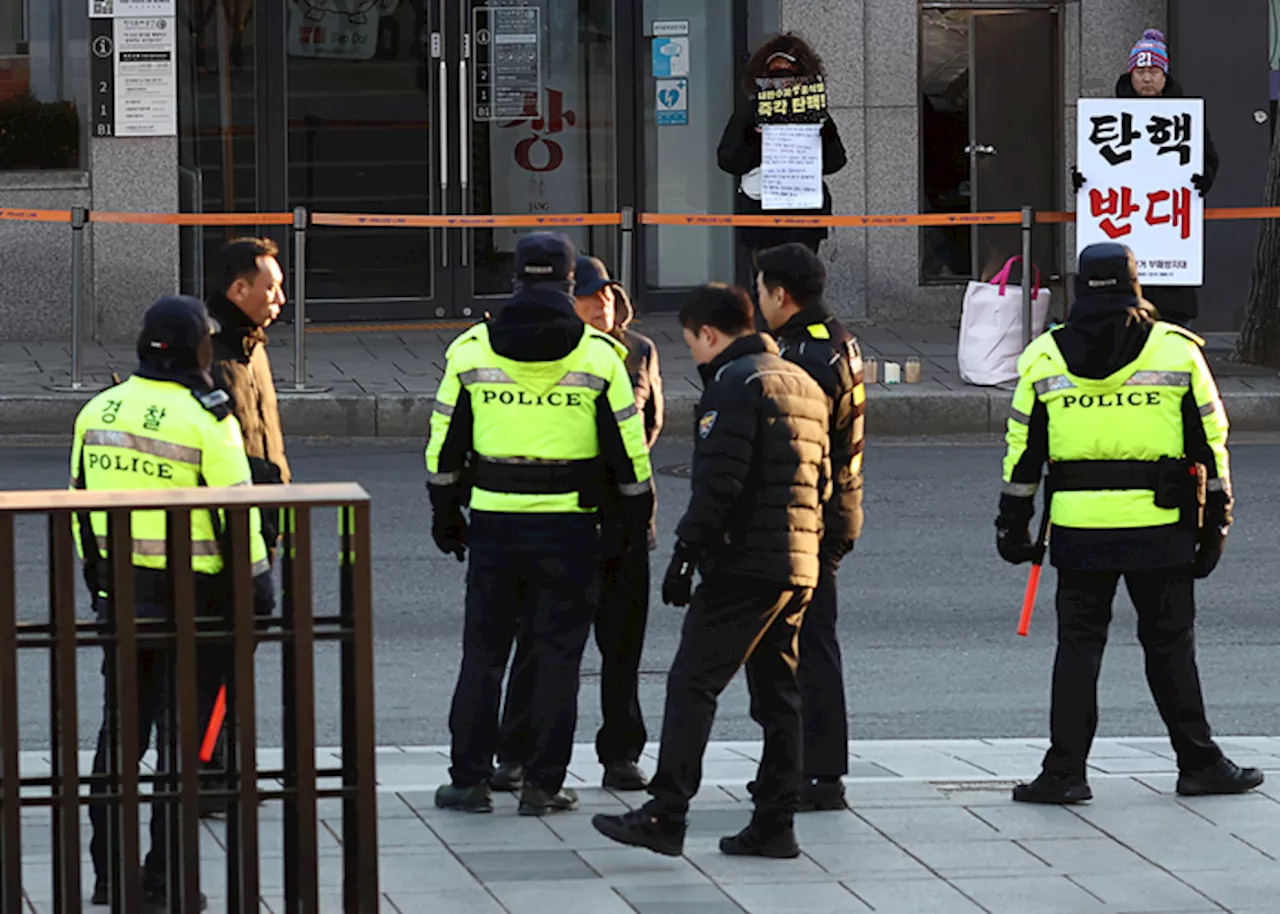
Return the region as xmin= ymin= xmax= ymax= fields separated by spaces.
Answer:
xmin=50 ymin=206 xmax=88 ymax=393
xmin=290 ymin=206 xmax=329 ymax=394
xmin=620 ymin=206 xmax=635 ymax=295
xmin=1021 ymin=205 xmax=1035 ymax=347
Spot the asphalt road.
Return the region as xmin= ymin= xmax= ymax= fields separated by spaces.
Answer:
xmin=4 ymin=435 xmax=1280 ymax=754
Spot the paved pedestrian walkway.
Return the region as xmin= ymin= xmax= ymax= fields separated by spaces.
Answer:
xmin=14 ymin=737 xmax=1280 ymax=912
xmin=5 ymin=320 xmax=1280 ymax=437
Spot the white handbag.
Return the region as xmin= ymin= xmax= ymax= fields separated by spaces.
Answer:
xmin=958 ymin=256 xmax=1052 ymax=387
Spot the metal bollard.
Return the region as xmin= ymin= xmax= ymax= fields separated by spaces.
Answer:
xmin=290 ymin=206 xmax=330 ymax=394
xmin=1021 ymin=205 xmax=1035 ymax=347
xmin=620 ymin=206 xmax=635 ymax=298
xmin=50 ymin=207 xmax=89 ymax=393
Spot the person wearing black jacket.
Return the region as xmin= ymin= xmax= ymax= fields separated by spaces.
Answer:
xmin=1072 ymin=29 xmax=1219 ymax=326
xmin=492 ymin=255 xmax=664 ymax=792
xmin=717 ymin=33 xmax=848 ymax=256
xmin=756 ymin=243 xmax=865 ymax=811
xmin=592 ymin=284 xmax=831 ymax=860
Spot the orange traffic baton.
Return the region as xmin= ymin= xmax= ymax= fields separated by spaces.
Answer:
xmin=200 ymin=685 xmax=227 ymax=763
xmin=1017 ymin=490 xmax=1053 ymax=638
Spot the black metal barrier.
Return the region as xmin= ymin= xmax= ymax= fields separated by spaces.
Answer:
xmin=0 ymin=483 xmax=378 ymax=913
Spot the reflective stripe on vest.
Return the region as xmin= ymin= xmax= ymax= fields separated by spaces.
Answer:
xmin=1026 ymin=329 xmax=1195 ymax=531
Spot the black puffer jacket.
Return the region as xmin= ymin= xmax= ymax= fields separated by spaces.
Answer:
xmin=207 ymin=293 xmax=291 ymax=484
xmin=676 ymin=334 xmax=831 ymax=588
xmin=773 ymin=306 xmax=865 ymax=550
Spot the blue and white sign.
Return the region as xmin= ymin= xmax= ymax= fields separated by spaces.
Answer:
xmin=652 ymin=36 xmax=689 ymax=78
xmin=656 ymin=78 xmax=688 ymax=127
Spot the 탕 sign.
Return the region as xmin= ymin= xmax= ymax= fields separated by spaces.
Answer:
xmin=1076 ymin=98 xmax=1205 ymax=286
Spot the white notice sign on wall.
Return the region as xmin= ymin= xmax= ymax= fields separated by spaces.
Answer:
xmin=90 ymin=0 xmax=177 ymax=17
xmin=761 ymin=123 xmax=823 ymax=211
xmin=113 ymin=17 xmax=177 ymax=137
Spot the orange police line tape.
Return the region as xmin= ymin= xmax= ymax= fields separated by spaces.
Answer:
xmin=8 ymin=206 xmax=1280 ymax=227
xmin=309 ymin=212 xmax=623 ymax=228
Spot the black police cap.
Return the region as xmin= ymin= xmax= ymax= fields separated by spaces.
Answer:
xmin=1078 ymin=243 xmax=1139 ymax=295
xmin=139 ymin=295 xmax=220 ymax=354
xmin=516 ymin=232 xmax=576 ymax=282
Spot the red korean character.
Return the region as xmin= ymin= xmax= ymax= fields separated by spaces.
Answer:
xmin=1089 ymin=186 xmax=1140 ymax=239
xmin=1145 ymin=188 xmax=1193 ymax=240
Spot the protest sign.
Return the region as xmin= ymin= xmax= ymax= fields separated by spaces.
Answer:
xmin=1076 ymin=98 xmax=1204 ymax=286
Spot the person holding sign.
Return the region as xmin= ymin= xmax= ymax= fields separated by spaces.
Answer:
xmin=996 ymin=242 xmax=1261 ymax=805
xmin=717 ymin=34 xmax=847 ymax=257
xmin=1072 ymin=29 xmax=1219 ymax=327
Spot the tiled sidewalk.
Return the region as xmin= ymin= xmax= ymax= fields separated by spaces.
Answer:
xmin=5 ymin=319 xmax=1279 ymax=437
xmin=14 ymin=737 xmax=1280 ymax=913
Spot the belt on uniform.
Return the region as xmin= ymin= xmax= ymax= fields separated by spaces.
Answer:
xmin=1047 ymin=460 xmax=1161 ymax=492
xmin=471 ymin=456 xmax=600 ymax=495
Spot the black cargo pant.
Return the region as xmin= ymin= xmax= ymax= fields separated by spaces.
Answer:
xmin=798 ymin=553 xmax=848 ymax=779
xmin=448 ymin=511 xmax=599 ymax=793
xmin=1041 ymin=567 xmax=1224 ymax=779
xmin=89 ymin=642 xmax=226 ymax=889
xmin=646 ymin=574 xmax=811 ymax=823
xmin=498 ymin=540 xmax=650 ymax=767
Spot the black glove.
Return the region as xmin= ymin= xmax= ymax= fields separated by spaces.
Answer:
xmin=1071 ymin=169 xmax=1086 ymax=192
xmin=432 ymin=508 xmax=468 ymax=562
xmin=1191 ymin=173 xmax=1211 ymax=198
xmin=1193 ymin=526 xmax=1227 ymax=579
xmin=662 ymin=542 xmax=698 ymax=607
xmin=996 ymin=522 xmax=1039 ymax=565
xmin=820 ymin=538 xmax=855 ymax=566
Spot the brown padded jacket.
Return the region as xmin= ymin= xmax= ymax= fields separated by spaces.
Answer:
xmin=206 ymin=293 xmax=291 ymax=484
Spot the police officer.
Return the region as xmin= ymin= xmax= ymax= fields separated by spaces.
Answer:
xmin=493 ymin=255 xmax=664 ymax=792
xmin=998 ymin=243 xmax=1262 ymax=804
xmin=75 ymin=296 xmax=274 ymax=910
xmin=429 ymin=233 xmax=655 ymax=817
xmin=755 ymin=242 xmax=864 ymax=811
xmin=592 ymin=284 xmax=830 ymax=859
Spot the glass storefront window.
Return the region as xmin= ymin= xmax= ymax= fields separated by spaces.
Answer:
xmin=0 ymin=0 xmax=81 ymax=170
xmin=920 ymin=8 xmax=973 ymax=282
xmin=177 ymin=2 xmax=259 ymax=297
xmin=643 ymin=0 xmax=737 ymax=293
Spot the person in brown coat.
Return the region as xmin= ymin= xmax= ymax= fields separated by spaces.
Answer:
xmin=200 ymin=236 xmax=290 ymax=814
xmin=206 ymin=237 xmax=291 ymax=488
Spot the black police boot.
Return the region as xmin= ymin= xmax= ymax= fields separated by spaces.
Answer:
xmin=90 ymin=880 xmax=108 ymax=905
xmin=435 ymin=782 xmax=493 ymax=813
xmin=602 ymin=760 xmax=650 ymax=791
xmin=1177 ymin=758 xmax=1265 ymax=797
xmin=798 ymin=777 xmax=846 ymax=812
xmin=1012 ymin=772 xmax=1092 ymax=805
xmin=720 ymin=814 xmax=801 ymax=859
xmin=490 ymin=762 xmax=525 ymax=792
xmin=142 ymin=877 xmax=207 ymax=912
xmin=592 ymin=806 xmax=687 ymax=857
xmin=518 ymin=784 xmax=579 ymax=816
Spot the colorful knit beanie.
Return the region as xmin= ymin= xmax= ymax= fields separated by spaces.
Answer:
xmin=1128 ymin=29 xmax=1169 ymax=73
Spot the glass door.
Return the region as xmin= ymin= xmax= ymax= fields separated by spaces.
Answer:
xmin=284 ymin=0 xmax=445 ymax=320
xmin=919 ymin=6 xmax=1059 ymax=285
xmin=442 ymin=0 xmax=619 ymax=317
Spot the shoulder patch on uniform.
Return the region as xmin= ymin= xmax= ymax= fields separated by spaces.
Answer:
xmin=195 ymin=389 xmax=232 ymax=420
xmin=1160 ymin=322 xmax=1206 ymax=347
xmin=587 ymin=328 xmax=629 ymax=359
xmin=698 ymin=410 xmax=718 ymax=439
xmin=806 ymin=323 xmax=831 ymax=340
xmin=444 ymin=323 xmax=487 ymax=358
